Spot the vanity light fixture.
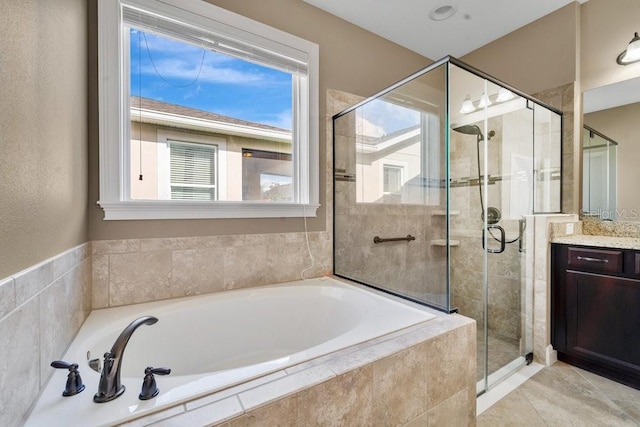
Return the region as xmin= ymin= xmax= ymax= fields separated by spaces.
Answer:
xmin=460 ymin=95 xmax=475 ymax=114
xmin=617 ymin=32 xmax=640 ymax=65
xmin=478 ymin=92 xmax=492 ymax=108
xmin=496 ymin=87 xmax=514 ymax=102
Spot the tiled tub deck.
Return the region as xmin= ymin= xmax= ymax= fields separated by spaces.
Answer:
xmin=123 ymin=309 xmax=476 ymax=426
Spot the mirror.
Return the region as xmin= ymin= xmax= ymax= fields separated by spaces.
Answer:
xmin=582 ymin=76 xmax=640 ymax=221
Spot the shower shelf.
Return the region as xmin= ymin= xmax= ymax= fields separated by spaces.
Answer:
xmin=430 ymin=239 xmax=460 ymax=247
xmin=431 ymin=210 xmax=460 ymax=216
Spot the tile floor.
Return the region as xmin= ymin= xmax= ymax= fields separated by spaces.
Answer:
xmin=477 ymin=361 xmax=640 ymax=426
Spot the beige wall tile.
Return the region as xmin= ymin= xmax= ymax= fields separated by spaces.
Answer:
xmin=223 ymin=245 xmax=269 ymax=290
xmin=0 ymin=278 xmax=16 ymax=320
xmin=39 ymin=267 xmax=87 ymax=386
xmin=91 ymin=255 xmax=109 ymax=309
xmin=373 ymin=343 xmax=429 ymax=425
xmin=0 ymin=298 xmax=40 ymax=427
xmin=229 ymin=396 xmax=297 ymax=427
xmin=92 ymin=239 xmax=140 ymax=255
xmin=425 ymin=386 xmax=476 ymax=427
xmin=140 ymin=236 xmax=199 ymax=252
xmin=109 ymin=251 xmax=173 ymax=306
xmin=297 ymin=366 xmax=373 ymax=425
xmin=172 ymin=248 xmax=225 ymax=296
xmin=14 ymin=261 xmax=53 ymax=305
xmin=426 ymin=324 xmax=476 ymax=409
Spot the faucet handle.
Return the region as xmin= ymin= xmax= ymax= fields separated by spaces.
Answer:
xmin=51 ymin=360 xmax=85 ymax=396
xmin=139 ymin=366 xmax=171 ymax=400
xmin=149 ymin=367 xmax=171 ymax=375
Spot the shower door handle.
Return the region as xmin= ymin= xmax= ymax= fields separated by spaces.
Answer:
xmin=483 ymin=225 xmax=506 ymax=254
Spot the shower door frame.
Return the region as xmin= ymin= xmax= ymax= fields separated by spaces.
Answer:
xmin=445 ymin=58 xmax=563 ymax=396
xmin=331 ymin=56 xmax=563 ymax=395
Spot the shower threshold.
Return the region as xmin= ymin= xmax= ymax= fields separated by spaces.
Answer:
xmin=476 ymin=359 xmax=544 ymax=415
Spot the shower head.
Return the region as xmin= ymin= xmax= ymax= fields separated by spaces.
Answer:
xmin=453 ymin=124 xmax=483 ymax=137
xmin=453 ymin=125 xmax=496 ymax=141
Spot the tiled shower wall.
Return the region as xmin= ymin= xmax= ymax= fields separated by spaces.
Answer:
xmin=450 ymin=82 xmax=573 ymax=348
xmin=0 ymin=244 xmax=92 ymax=427
xmin=449 ymin=114 xmax=524 ymax=344
xmin=333 ymin=95 xmax=448 ymax=306
xmin=533 ymin=82 xmax=575 ymax=214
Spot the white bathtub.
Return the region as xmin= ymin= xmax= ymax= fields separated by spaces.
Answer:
xmin=26 ymin=277 xmax=435 ymax=426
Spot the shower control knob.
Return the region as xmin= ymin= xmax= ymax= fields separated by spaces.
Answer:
xmin=139 ymin=366 xmax=171 ymax=400
xmin=51 ymin=360 xmax=85 ymax=396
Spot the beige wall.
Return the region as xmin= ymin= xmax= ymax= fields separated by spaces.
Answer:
xmin=0 ymin=0 xmax=89 ymax=279
xmin=584 ymin=103 xmax=640 ymax=219
xmin=87 ymin=0 xmax=431 ymax=241
xmin=581 ymin=0 xmax=640 ymax=92
xmin=462 ymin=2 xmax=579 ymax=95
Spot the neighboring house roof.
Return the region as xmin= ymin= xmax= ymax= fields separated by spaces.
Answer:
xmin=130 ymin=96 xmax=291 ymax=143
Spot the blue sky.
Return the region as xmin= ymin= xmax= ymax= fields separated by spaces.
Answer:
xmin=130 ymin=29 xmax=293 ymax=130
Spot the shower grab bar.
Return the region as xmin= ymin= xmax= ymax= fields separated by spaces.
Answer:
xmin=373 ymin=235 xmax=416 ymax=244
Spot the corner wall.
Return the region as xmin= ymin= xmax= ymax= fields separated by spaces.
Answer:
xmin=0 ymin=0 xmax=89 ymax=279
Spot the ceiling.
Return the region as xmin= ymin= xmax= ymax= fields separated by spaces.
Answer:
xmin=303 ymin=0 xmax=587 ymax=60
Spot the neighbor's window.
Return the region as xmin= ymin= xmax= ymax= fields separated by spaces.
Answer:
xmin=383 ymin=165 xmax=403 ymax=194
xmin=98 ymin=0 xmax=319 ymax=219
xmin=242 ymin=149 xmax=293 ymax=202
xmin=169 ymin=141 xmax=218 ymax=201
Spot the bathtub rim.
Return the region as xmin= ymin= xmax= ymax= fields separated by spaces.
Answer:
xmin=25 ymin=276 xmax=442 ymax=427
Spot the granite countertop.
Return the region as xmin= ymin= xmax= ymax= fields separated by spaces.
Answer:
xmin=551 ymin=234 xmax=640 ymax=250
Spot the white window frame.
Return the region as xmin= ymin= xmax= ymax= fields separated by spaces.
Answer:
xmin=97 ymin=0 xmax=319 ymax=220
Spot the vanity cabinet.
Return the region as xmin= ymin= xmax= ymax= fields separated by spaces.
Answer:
xmin=551 ymin=243 xmax=640 ymax=390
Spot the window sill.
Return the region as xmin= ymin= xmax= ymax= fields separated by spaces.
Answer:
xmin=98 ymin=200 xmax=320 ymax=220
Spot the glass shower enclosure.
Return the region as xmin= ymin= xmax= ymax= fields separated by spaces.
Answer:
xmin=333 ymin=57 xmax=562 ymax=395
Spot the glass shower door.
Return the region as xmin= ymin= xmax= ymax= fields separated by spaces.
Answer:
xmin=449 ymin=64 xmax=536 ymax=395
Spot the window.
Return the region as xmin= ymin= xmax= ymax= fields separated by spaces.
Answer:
xmin=98 ymin=0 xmax=319 ymax=220
xmin=242 ymin=149 xmax=292 ymax=201
xmin=170 ymin=141 xmax=218 ymax=201
xmin=383 ymin=165 xmax=403 ymax=194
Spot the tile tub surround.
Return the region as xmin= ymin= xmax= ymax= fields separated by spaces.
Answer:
xmin=118 ymin=311 xmax=476 ymax=427
xmin=92 ymin=232 xmax=333 ymax=308
xmin=0 ymin=243 xmax=92 ymax=427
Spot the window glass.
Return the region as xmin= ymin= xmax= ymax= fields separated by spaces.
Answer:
xmin=242 ymin=149 xmax=292 ymax=201
xmin=98 ymin=0 xmax=318 ymax=219
xmin=129 ymin=28 xmax=293 ymax=202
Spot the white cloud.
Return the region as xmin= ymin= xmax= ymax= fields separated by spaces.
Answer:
xmin=360 ymin=99 xmax=421 ymax=135
xmin=139 ymin=59 xmax=268 ymax=85
xmin=260 ymin=109 xmax=292 ymax=130
xmin=355 ymin=114 xmax=385 ymax=138
xmin=133 ymin=30 xmax=284 ymax=86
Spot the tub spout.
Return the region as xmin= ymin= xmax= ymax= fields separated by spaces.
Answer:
xmin=93 ymin=316 xmax=158 ymax=403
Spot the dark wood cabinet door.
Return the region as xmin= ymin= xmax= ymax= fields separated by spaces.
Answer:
xmin=565 ymin=271 xmax=640 ymax=378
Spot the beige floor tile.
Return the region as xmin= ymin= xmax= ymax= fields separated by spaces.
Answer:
xmin=477 ymin=389 xmax=545 ymax=427
xmin=478 ymin=361 xmax=640 ymax=426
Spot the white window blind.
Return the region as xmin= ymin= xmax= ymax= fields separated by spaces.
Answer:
xmin=122 ymin=2 xmax=309 ymax=75
xmin=170 ymin=141 xmax=217 ymax=200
